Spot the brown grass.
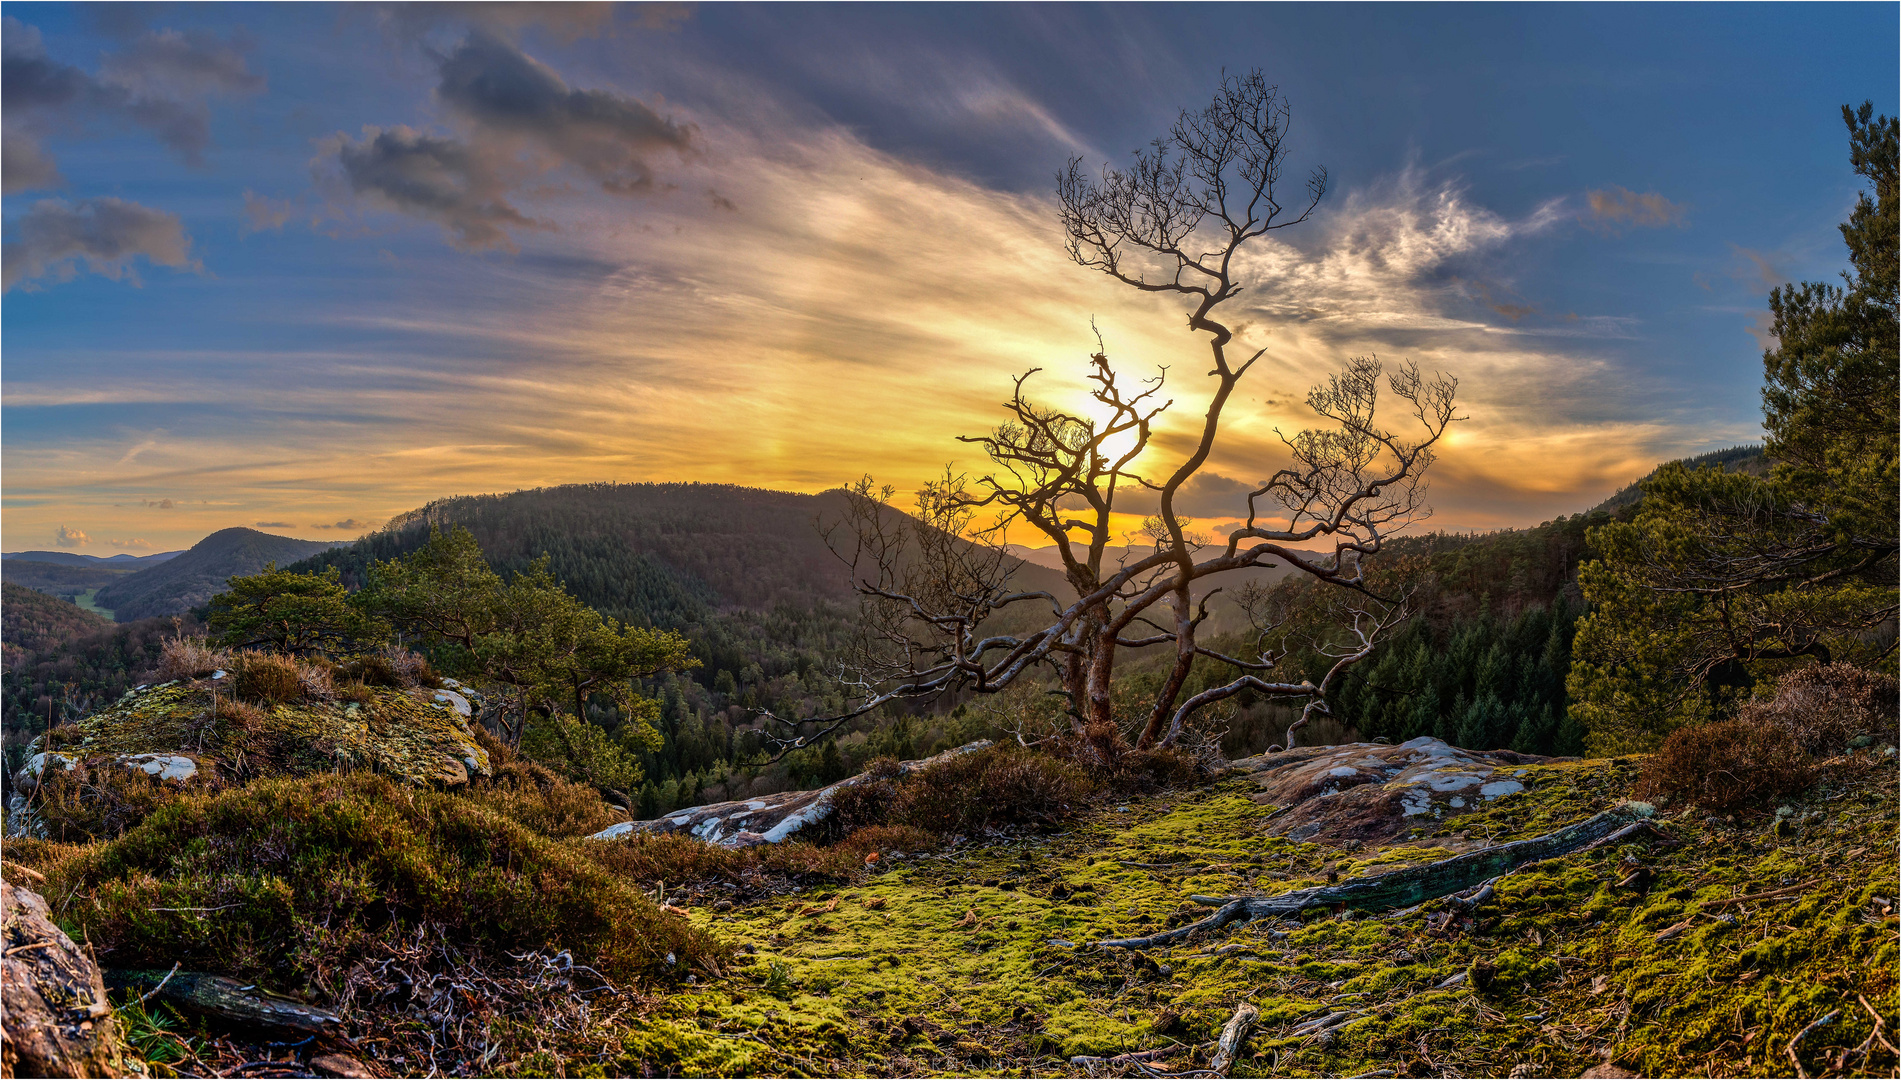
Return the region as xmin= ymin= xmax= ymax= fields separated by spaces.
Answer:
xmin=157 ymin=637 xmax=229 ymax=682
xmin=232 ymin=651 xmax=303 ymax=704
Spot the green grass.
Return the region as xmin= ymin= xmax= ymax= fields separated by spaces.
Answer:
xmin=71 ymin=587 xmax=115 ymax=620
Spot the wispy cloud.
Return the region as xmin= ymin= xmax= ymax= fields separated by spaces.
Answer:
xmin=107 ymin=537 xmax=155 ymax=550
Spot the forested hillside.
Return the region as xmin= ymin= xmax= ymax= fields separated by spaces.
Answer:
xmin=93 ymin=528 xmax=343 ymax=622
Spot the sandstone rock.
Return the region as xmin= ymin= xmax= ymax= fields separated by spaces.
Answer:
xmin=1229 ymin=737 xmax=1559 ymax=845
xmin=589 ymin=740 xmax=993 ymax=846
xmin=0 ymin=879 xmax=136 ymax=1078
xmin=7 ymin=680 xmax=493 ymax=838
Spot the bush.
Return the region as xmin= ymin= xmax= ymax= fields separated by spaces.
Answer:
xmin=29 ymin=759 xmax=217 ymax=842
xmin=1738 ymin=662 xmax=1899 ymax=756
xmin=157 ymin=637 xmax=229 ymax=682
xmin=829 ymin=747 xmax=1093 ymax=838
xmin=233 ymin=652 xmax=303 ymax=704
xmin=1637 ymin=719 xmax=1816 ymax=815
xmin=339 ymin=654 xmax=403 ymax=688
xmin=464 ymin=759 xmax=622 ymax=839
xmin=15 ymin=773 xmax=725 ymax=995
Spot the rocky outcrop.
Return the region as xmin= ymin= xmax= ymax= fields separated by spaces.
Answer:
xmin=589 ymin=740 xmax=993 ymax=846
xmin=1230 ymin=737 xmax=1562 ymax=844
xmin=1 ymin=879 xmax=136 ymax=1078
xmin=7 ymin=676 xmax=492 ymax=838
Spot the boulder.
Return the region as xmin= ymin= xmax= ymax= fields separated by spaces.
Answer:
xmin=1 ymin=879 xmax=136 ymax=1078
xmin=1229 ymin=737 xmax=1560 ymax=845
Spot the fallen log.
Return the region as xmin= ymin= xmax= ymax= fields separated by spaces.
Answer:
xmin=1100 ymin=803 xmax=1671 ymax=949
xmin=107 ymin=970 xmax=342 ymax=1035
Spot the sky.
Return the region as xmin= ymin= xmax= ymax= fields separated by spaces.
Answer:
xmin=2 ymin=2 xmax=1895 ymax=555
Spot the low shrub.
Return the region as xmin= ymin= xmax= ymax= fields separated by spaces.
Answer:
xmin=339 ymin=654 xmax=403 ymax=688
xmin=233 ymin=652 xmax=303 ymax=704
xmin=1739 ymin=662 xmax=1899 ymax=756
xmin=1637 ymin=719 xmax=1816 ymax=815
xmin=29 ymin=760 xmax=215 ymax=842
xmin=829 ymin=746 xmax=1093 ymax=838
xmin=15 ymin=772 xmax=724 ymax=996
xmin=157 ymin=637 xmax=229 ymax=682
xmin=464 ymin=759 xmax=623 ymax=839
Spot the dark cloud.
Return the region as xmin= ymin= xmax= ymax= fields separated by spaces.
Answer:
xmin=433 ymin=31 xmax=693 ymax=194
xmin=0 ymin=16 xmax=264 ymax=187
xmin=254 ymin=521 xmax=294 ymax=528
xmin=318 ymin=125 xmax=546 ymax=251
xmin=313 ymin=518 xmax=373 ymax=531
xmin=366 ymin=3 xmax=689 ymax=44
xmin=142 ymin=498 xmax=176 ymax=509
xmin=1584 ymin=186 xmax=1687 ymax=232
xmin=313 ymin=33 xmax=691 ymax=249
xmin=2 ymin=196 xmax=199 ymax=292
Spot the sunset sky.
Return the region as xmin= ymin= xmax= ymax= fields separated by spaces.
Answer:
xmin=3 ymin=2 xmax=1895 ymax=554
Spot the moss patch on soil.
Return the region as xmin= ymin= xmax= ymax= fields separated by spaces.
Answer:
xmin=640 ymin=754 xmax=1898 ymax=1078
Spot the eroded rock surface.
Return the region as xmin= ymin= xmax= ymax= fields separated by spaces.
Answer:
xmin=7 ymin=679 xmax=492 ymax=838
xmin=590 ymin=740 xmax=993 ymax=846
xmin=1 ymin=879 xmax=136 ymax=1078
xmin=1230 ymin=737 xmax=1561 ymax=844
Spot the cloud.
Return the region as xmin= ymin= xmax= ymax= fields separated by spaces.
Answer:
xmin=142 ymin=498 xmax=176 ymax=509
xmin=1584 ymin=186 xmax=1687 ymax=232
xmin=2 ymin=197 xmax=199 ymax=292
xmin=1 ymin=130 xmax=64 ymax=193
xmin=107 ymin=537 xmax=156 ymax=550
xmin=434 ymin=32 xmax=694 ymax=194
xmin=54 ymin=525 xmax=90 ymax=548
xmin=316 ymin=125 xmax=546 ymax=250
xmin=0 ymin=17 xmax=264 ymax=185
xmin=254 ymin=521 xmax=294 ymax=528
xmin=311 ymin=33 xmax=692 ymax=250
xmin=313 ymin=518 xmax=373 ymax=530
xmin=241 ymin=190 xmax=298 ymax=233
xmin=368 ymin=2 xmax=648 ymax=44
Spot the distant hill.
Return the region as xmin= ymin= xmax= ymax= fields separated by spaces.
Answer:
xmin=296 ymin=483 xmax=1070 ymax=624
xmin=1588 ymin=444 xmax=1767 ymax=515
xmin=1 ymin=581 xmax=113 ymax=652
xmin=1 ymin=549 xmax=183 ymax=567
xmin=94 ymin=528 xmax=346 ymax=622
xmin=1 ymin=560 xmax=136 ymax=602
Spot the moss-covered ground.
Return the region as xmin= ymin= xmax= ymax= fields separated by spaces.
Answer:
xmin=646 ymin=753 xmax=1899 ymax=1078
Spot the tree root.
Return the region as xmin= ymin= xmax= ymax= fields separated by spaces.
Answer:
xmin=1099 ymin=803 xmax=1674 ymax=949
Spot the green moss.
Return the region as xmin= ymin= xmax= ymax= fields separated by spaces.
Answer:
xmin=633 ymin=754 xmax=1898 ymax=1078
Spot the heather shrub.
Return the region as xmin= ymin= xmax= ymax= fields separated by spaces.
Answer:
xmin=1637 ymin=719 xmax=1816 ymax=815
xmin=464 ymin=758 xmax=623 ymax=839
xmin=19 ymin=772 xmax=724 ymax=992
xmin=1738 ymin=662 xmax=1899 ymax=755
xmin=830 ymin=746 xmax=1092 ymax=838
xmin=339 ymin=654 xmax=402 ymax=687
xmin=30 ymin=757 xmax=216 ymax=842
xmin=157 ymin=636 xmax=229 ymax=682
xmin=232 ymin=651 xmax=303 ymax=704
xmin=377 ymin=645 xmax=440 ymax=688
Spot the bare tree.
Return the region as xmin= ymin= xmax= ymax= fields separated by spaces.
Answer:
xmin=765 ymin=72 xmax=1461 ymax=758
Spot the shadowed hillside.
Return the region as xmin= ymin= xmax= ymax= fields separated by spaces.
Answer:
xmin=1 ymin=560 xmax=136 ymax=602
xmin=1 ymin=582 xmax=112 ymax=651
xmin=94 ymin=529 xmax=344 ymax=622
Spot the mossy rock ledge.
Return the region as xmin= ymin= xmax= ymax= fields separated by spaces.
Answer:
xmin=7 ymin=677 xmax=490 ymax=838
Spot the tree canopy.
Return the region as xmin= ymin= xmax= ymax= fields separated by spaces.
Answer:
xmin=1569 ymin=103 xmax=1900 ymax=753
